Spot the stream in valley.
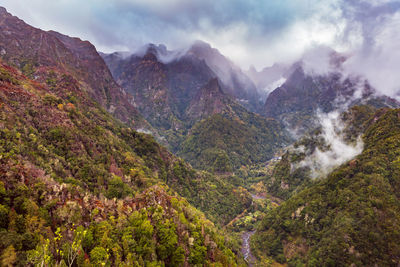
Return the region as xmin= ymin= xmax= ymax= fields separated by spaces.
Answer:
xmin=242 ymin=230 xmax=256 ymax=266
xmin=241 ymin=193 xmax=266 ymax=266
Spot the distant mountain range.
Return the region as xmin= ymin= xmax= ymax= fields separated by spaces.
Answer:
xmin=263 ymin=61 xmax=399 ymax=134
xmin=2 ymin=3 xmax=396 ymax=171
xmin=101 ymin=43 xmax=290 ymax=169
xmin=101 ymin=40 xmax=398 ymax=169
xmin=2 ymin=5 xmax=400 ymax=266
xmin=0 ymin=7 xmax=250 ymax=266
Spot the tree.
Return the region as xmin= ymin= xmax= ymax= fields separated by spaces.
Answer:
xmin=61 ymin=226 xmax=87 ymax=267
xmin=27 ymin=237 xmax=52 ymax=267
xmin=1 ymin=245 xmax=16 ymax=267
xmin=106 ymin=175 xmax=132 ymax=199
xmin=90 ymin=246 xmax=109 ymax=266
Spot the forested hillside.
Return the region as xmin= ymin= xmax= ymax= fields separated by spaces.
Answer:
xmin=0 ymin=57 xmax=247 ymax=266
xmin=252 ymin=108 xmax=400 ymax=266
xmin=2 ymin=3 xmax=400 ymax=266
xmin=103 ymin=46 xmax=290 ymax=172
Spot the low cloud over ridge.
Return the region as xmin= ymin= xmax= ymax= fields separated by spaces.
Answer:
xmin=2 ymin=0 xmax=400 ymax=97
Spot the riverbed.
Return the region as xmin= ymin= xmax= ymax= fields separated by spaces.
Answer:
xmin=242 ymin=230 xmax=256 ymax=266
xmin=241 ymin=193 xmax=267 ymax=265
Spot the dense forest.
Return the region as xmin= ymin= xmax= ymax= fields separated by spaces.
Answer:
xmin=0 ymin=60 xmax=247 ymax=266
xmin=2 ymin=4 xmax=400 ymax=266
xmin=252 ymin=108 xmax=400 ymax=266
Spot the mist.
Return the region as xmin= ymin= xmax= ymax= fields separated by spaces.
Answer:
xmin=296 ymin=110 xmax=363 ymax=178
xmin=297 ymin=1 xmax=400 ymax=101
xmin=3 ymin=0 xmax=400 ymax=102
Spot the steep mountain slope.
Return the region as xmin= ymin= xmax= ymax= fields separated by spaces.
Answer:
xmin=0 ymin=7 xmax=147 ymax=129
xmin=263 ymin=64 xmax=399 ymax=134
xmin=103 ymin=45 xmax=289 ymax=170
xmin=265 ymin=105 xmax=377 ymax=200
xmin=0 ymin=54 xmax=251 ymax=219
xmin=103 ymin=45 xmax=217 ymax=131
xmin=246 ymin=63 xmax=291 ymax=101
xmin=179 ymin=85 xmax=290 ymax=172
xmin=253 ymin=108 xmax=400 ymax=266
xmin=187 ymin=41 xmax=261 ymax=112
xmin=0 ymin=57 xmax=250 ymax=265
xmin=185 ymin=78 xmax=230 ymax=121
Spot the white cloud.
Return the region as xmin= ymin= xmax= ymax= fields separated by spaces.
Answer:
xmin=262 ymin=77 xmax=287 ymax=94
xmin=1 ymin=0 xmax=400 ymax=96
xmin=297 ymin=110 xmax=363 ymax=178
xmin=342 ymin=11 xmax=400 ymax=99
xmin=0 ymin=0 xmax=344 ymax=68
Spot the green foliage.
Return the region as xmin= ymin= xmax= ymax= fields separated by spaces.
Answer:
xmin=1 ymin=245 xmax=17 ymax=267
xmin=0 ymin=67 xmax=20 ymax=85
xmin=0 ymin=204 xmax=9 ymax=229
xmin=0 ymin=60 xmax=245 ymax=266
xmin=90 ymin=246 xmax=109 ymax=266
xmin=189 ymin=243 xmax=207 ymax=265
xmin=179 ymin=113 xmax=289 ymax=172
xmin=21 ymin=61 xmax=35 ymax=79
xmin=253 ymin=108 xmax=400 ymax=266
xmin=45 ymin=70 xmax=58 ymax=89
xmin=106 ymin=175 xmax=132 ymax=199
xmin=0 ymin=61 xmax=251 ymax=228
xmin=265 ymin=105 xmax=378 ymax=200
xmin=27 ymin=238 xmax=52 ymax=267
xmin=171 ymin=246 xmax=185 ymax=266
xmin=43 ymin=94 xmax=62 ymax=106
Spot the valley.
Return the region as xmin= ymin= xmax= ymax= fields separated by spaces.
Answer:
xmin=241 ymin=231 xmax=256 ymax=266
xmin=1 ymin=3 xmax=400 ymax=267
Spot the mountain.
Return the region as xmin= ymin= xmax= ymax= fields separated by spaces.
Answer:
xmin=0 ymin=7 xmax=256 ymax=224
xmin=187 ymin=41 xmax=261 ymax=112
xmin=185 ymin=78 xmax=229 ymax=122
xmin=0 ymin=7 xmax=148 ymax=130
xmin=0 ymin=53 xmax=249 ymax=266
xmin=252 ymin=107 xmax=400 ymax=266
xmin=263 ymin=63 xmax=399 ymax=134
xmin=246 ymin=63 xmax=292 ymax=101
xmin=0 ymin=8 xmax=255 ymax=266
xmin=179 ymin=81 xmax=290 ymax=172
xmin=103 ymin=44 xmax=289 ymax=170
xmin=265 ymin=105 xmax=377 ymax=200
xmin=0 ymin=33 xmax=251 ymax=223
xmin=102 ymin=44 xmax=217 ymax=131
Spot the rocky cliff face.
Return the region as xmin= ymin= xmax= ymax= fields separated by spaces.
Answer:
xmin=102 ymin=42 xmax=264 ymax=130
xmin=103 ymin=46 xmax=220 ymax=131
xmin=187 ymin=41 xmax=261 ymax=112
xmin=185 ymin=78 xmax=231 ymax=122
xmin=103 ymin=45 xmax=290 ymax=168
xmin=0 ymin=7 xmax=147 ymax=129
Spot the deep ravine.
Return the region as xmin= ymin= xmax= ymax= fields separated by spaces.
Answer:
xmin=242 ymin=193 xmax=267 ymax=266
xmin=242 ymin=230 xmax=256 ymax=266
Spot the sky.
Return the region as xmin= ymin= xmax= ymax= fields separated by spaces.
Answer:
xmin=1 ymin=0 xmax=400 ymax=97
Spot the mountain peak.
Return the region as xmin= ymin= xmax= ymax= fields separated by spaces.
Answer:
xmin=0 ymin=8 xmax=148 ymax=129
xmin=0 ymin=6 xmax=9 ymax=16
xmin=186 ymin=41 xmax=260 ymax=111
xmin=191 ymin=40 xmax=212 ymax=50
xmin=188 ymin=40 xmax=220 ymax=58
xmin=145 ymin=43 xmax=164 ymax=55
xmin=142 ymin=51 xmax=159 ymax=61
